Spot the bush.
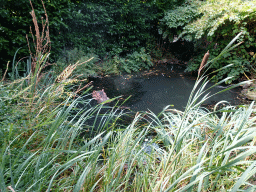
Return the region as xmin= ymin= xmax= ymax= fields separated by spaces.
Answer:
xmin=110 ymin=48 xmax=153 ymax=74
xmin=159 ymin=0 xmax=201 ymax=41
xmin=53 ymin=48 xmax=100 ymax=79
xmin=54 ymin=48 xmax=153 ymax=78
xmin=160 ymin=0 xmax=256 ymax=83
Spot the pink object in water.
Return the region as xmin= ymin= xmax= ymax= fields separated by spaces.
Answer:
xmin=92 ymin=89 xmax=110 ymax=103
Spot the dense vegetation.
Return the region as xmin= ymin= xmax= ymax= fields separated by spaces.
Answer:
xmin=1 ymin=0 xmax=256 ymax=83
xmin=1 ymin=0 xmax=256 ymax=191
xmin=160 ymin=0 xmax=256 ymax=83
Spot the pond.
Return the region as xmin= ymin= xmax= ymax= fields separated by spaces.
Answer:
xmin=89 ymin=63 xmax=242 ymax=115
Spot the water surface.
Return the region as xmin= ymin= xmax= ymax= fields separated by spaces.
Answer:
xmin=89 ymin=65 xmax=241 ymax=114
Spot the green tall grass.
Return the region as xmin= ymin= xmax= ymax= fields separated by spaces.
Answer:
xmin=1 ymin=33 xmax=256 ymax=191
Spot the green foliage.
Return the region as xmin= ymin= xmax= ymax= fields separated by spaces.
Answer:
xmin=58 ymin=1 xmax=111 ymax=57
xmin=54 ymin=48 xmax=100 ymax=78
xmin=73 ymin=0 xmax=158 ymax=55
xmin=54 ymin=47 xmax=153 ymax=78
xmin=110 ymin=48 xmax=153 ymax=74
xmin=187 ymin=52 xmax=250 ymax=84
xmin=0 ymin=0 xmax=73 ymax=66
xmin=159 ymin=0 xmax=201 ymax=41
xmin=0 ymin=0 xmax=159 ymax=68
xmin=160 ymin=0 xmax=256 ymax=83
xmin=150 ymin=0 xmax=187 ymax=12
xmin=0 ymin=84 xmax=23 ymax=144
xmin=181 ymin=0 xmax=256 ymax=40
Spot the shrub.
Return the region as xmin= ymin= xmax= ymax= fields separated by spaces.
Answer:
xmin=160 ymin=0 xmax=256 ymax=83
xmin=53 ymin=47 xmax=153 ymax=78
xmin=111 ymin=48 xmax=153 ymax=74
xmin=53 ymin=48 xmax=100 ymax=79
xmin=159 ymin=0 xmax=201 ymax=41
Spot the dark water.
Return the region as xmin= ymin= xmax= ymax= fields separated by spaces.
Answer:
xmin=89 ymin=65 xmax=241 ymax=114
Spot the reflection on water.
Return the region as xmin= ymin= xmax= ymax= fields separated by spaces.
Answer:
xmin=89 ymin=68 xmax=241 ymax=114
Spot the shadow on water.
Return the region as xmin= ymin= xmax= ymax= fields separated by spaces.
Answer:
xmin=88 ymin=64 xmax=242 ymax=115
